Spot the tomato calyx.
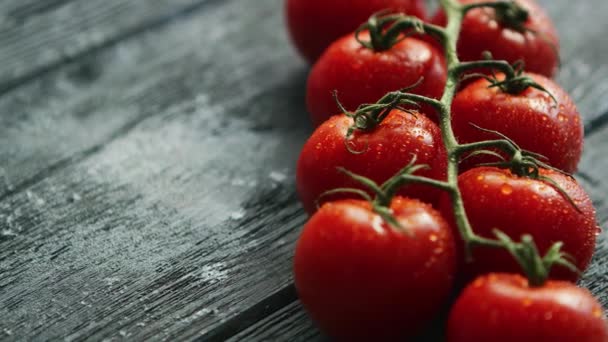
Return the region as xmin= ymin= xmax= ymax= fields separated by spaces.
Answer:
xmin=460 ymin=1 xmax=529 ymax=33
xmin=333 ymin=87 xmax=443 ymax=151
xmin=463 ymin=124 xmax=582 ymax=213
xmin=355 ymin=12 xmax=443 ymax=52
xmin=460 ymin=55 xmax=558 ymax=104
xmin=493 ymin=230 xmax=578 ymax=287
xmin=317 ymin=155 xmax=452 ymax=233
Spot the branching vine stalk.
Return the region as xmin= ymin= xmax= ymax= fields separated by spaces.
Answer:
xmin=337 ymin=0 xmax=579 ymax=283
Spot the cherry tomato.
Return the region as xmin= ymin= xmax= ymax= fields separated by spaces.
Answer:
xmin=432 ymin=0 xmax=559 ymax=77
xmin=286 ymin=0 xmax=426 ymax=64
xmin=294 ymin=197 xmax=456 ymax=340
xmin=296 ymin=109 xmax=447 ymax=214
xmin=452 ymin=73 xmax=583 ymax=173
xmin=307 ymin=32 xmax=447 ymax=126
xmin=448 ymin=273 xmax=608 ymax=342
xmin=438 ymin=167 xmax=598 ymax=282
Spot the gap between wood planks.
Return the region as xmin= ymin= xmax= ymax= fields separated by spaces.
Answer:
xmin=1 ymin=0 xmax=77 ymax=21
xmin=0 ymin=0 xmax=224 ymax=95
xmin=586 ymin=110 xmax=608 ymax=135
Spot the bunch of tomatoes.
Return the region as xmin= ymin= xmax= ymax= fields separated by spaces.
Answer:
xmin=285 ymin=0 xmax=608 ymax=340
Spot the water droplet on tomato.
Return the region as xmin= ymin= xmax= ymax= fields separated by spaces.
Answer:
xmin=522 ymin=298 xmax=532 ymax=307
xmin=477 ymin=175 xmax=485 ymax=181
xmin=593 ymin=308 xmax=603 ymax=318
xmin=433 ymin=247 xmax=443 ymax=255
xmin=429 ymin=234 xmax=438 ymax=242
xmin=473 ymin=278 xmax=484 ymax=288
xmin=596 ymin=227 xmax=602 ymax=236
xmin=501 ymin=184 xmax=513 ymax=195
xmin=416 ymin=135 xmax=424 ymax=141
xmin=557 ymin=114 xmax=568 ymax=122
xmin=315 ymin=143 xmax=321 ymax=150
xmin=544 ymin=311 xmax=553 ymax=320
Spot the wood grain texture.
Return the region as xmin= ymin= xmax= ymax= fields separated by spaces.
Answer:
xmin=227 ymin=301 xmax=323 ymax=342
xmin=0 ymin=0 xmax=310 ymax=339
xmin=0 ymin=0 xmax=302 ymax=201
xmin=0 ymin=0 xmax=75 ymax=21
xmin=0 ymin=0 xmax=221 ymax=93
xmin=0 ymin=0 xmax=607 ymax=340
xmin=548 ymin=0 xmax=608 ymax=131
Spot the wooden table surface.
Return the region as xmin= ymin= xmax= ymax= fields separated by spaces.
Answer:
xmin=0 ymin=0 xmax=606 ymax=340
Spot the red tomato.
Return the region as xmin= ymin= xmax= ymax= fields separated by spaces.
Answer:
xmin=452 ymin=73 xmax=583 ymax=173
xmin=439 ymin=167 xmax=598 ymax=282
xmin=294 ymin=197 xmax=456 ymax=340
xmin=432 ymin=0 xmax=559 ymax=77
xmin=296 ymin=109 xmax=447 ymax=214
xmin=307 ymin=32 xmax=447 ymax=126
xmin=448 ymin=273 xmax=608 ymax=342
xmin=286 ymin=0 xmax=426 ymax=63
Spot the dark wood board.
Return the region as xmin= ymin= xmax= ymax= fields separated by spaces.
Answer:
xmin=0 ymin=0 xmax=221 ymax=94
xmin=1 ymin=0 xmax=310 ymax=339
xmin=0 ymin=0 xmax=607 ymax=341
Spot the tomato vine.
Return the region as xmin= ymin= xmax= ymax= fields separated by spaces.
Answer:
xmin=343 ymin=0 xmax=578 ymax=280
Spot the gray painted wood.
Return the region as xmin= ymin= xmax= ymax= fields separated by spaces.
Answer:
xmin=0 ymin=0 xmax=219 ymax=93
xmin=227 ymin=301 xmax=323 ymax=342
xmin=0 ymin=0 xmax=305 ymax=201
xmin=0 ymin=0 xmax=75 ymax=21
xmin=0 ymin=0 xmax=606 ymax=340
xmin=0 ymin=0 xmax=310 ymax=339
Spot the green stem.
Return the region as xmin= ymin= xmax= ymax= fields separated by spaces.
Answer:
xmin=434 ymin=0 xmax=488 ymax=255
xmin=455 ymin=60 xmax=516 ymax=78
xmin=332 ymin=0 xmax=576 ymax=283
xmin=456 ymin=139 xmax=519 ymax=157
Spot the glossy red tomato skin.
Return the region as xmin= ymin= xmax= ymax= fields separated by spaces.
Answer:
xmin=452 ymin=73 xmax=583 ymax=173
xmin=294 ymin=197 xmax=457 ymax=341
xmin=438 ymin=167 xmax=598 ymax=282
xmin=433 ymin=0 xmax=559 ymax=77
xmin=307 ymin=32 xmax=447 ymax=126
xmin=296 ymin=109 xmax=447 ymax=214
xmin=448 ymin=274 xmax=608 ymax=342
xmin=286 ymin=0 xmax=426 ymax=64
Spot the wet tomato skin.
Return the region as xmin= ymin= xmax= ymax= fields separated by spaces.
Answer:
xmin=295 ymin=197 xmax=457 ymax=341
xmin=448 ymin=273 xmax=608 ymax=342
xmin=296 ymin=109 xmax=447 ymax=214
xmin=307 ymin=32 xmax=447 ymax=126
xmin=439 ymin=167 xmax=599 ymax=282
xmin=432 ymin=0 xmax=559 ymax=78
xmin=452 ymin=73 xmax=583 ymax=173
xmin=286 ymin=0 xmax=426 ymax=64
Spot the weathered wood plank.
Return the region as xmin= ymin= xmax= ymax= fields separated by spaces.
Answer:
xmin=548 ymin=0 xmax=608 ymax=130
xmin=577 ymin=125 xmax=608 ymax=308
xmin=0 ymin=0 xmax=313 ymax=339
xmin=227 ymin=301 xmax=323 ymax=342
xmin=0 ymin=0 xmax=74 ymax=22
xmin=0 ymin=0 xmax=220 ymax=93
xmin=0 ymin=63 xmax=310 ymax=340
xmin=0 ymin=0 xmax=300 ymax=201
